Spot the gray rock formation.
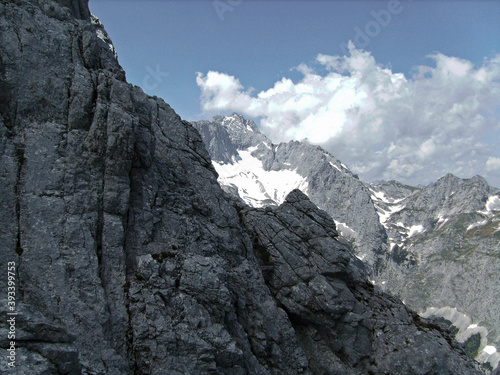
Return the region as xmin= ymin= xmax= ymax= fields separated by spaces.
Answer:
xmin=0 ymin=0 xmax=486 ymax=373
xmin=241 ymin=190 xmax=483 ymax=374
xmin=192 ymin=115 xmax=388 ymax=274
xmin=193 ymin=115 xmax=241 ymax=165
xmin=193 ymin=115 xmax=500 ymax=369
xmin=372 ymin=174 xmax=500 ymax=358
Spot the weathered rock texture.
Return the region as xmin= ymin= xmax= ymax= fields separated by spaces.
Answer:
xmin=373 ymin=175 xmax=500 ymax=353
xmin=0 ymin=0 xmax=486 ymax=373
xmin=192 ymin=114 xmax=388 ymax=273
xmin=194 ymin=113 xmax=500 ymax=369
xmin=240 ymin=190 xmax=484 ymax=374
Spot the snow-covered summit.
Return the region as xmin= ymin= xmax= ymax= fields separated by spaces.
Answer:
xmin=192 ymin=114 xmax=357 ymax=208
xmin=192 ymin=114 xmax=386 ymax=268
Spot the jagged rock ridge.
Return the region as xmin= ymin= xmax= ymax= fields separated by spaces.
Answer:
xmin=371 ymin=174 xmax=500 ymax=367
xmin=193 ymin=115 xmax=500 ymax=370
xmin=192 ymin=114 xmax=388 ymax=274
xmin=0 ymin=0 xmax=486 ymax=373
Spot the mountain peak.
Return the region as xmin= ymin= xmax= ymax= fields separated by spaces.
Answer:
xmin=2 ymin=1 xmax=492 ymax=371
xmin=193 ymin=113 xmax=270 ymax=153
xmin=434 ymin=173 xmax=491 ymax=192
xmin=222 ymin=113 xmax=261 ymax=133
xmin=440 ymin=172 xmax=461 ymax=182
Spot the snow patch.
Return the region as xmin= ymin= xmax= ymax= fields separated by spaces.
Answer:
xmin=376 ymin=208 xmax=390 ymax=224
xmin=369 ymin=188 xmax=405 ymax=204
xmin=408 ymin=225 xmax=424 ymax=237
xmin=370 ymin=189 xmax=391 ymax=203
xmin=355 ymin=253 xmax=366 ymax=261
xmin=394 ymin=222 xmax=425 ymax=237
xmin=213 ymin=150 xmax=308 ymax=207
xmin=334 ymin=221 xmax=356 ymax=237
xmin=466 ymin=219 xmax=489 ymax=232
xmin=329 ymin=162 xmax=341 ymax=172
xmin=376 ymin=204 xmax=405 ymax=224
xmin=436 ymin=215 xmax=449 ymax=229
xmin=96 ymin=29 xmax=107 ymax=43
xmin=484 ymin=346 xmax=497 ymax=355
xmin=91 ymin=14 xmax=117 ymax=57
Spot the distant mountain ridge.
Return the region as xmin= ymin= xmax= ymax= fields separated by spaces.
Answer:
xmin=2 ymin=1 xmax=490 ymax=373
xmin=193 ymin=113 xmax=500 ymax=370
xmin=372 ymin=174 xmax=500 ymax=368
xmin=193 ymin=114 xmax=387 ymax=271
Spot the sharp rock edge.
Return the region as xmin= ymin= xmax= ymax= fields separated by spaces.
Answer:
xmin=0 ymin=1 xmax=489 ymax=373
xmin=193 ymin=115 xmax=500 ymax=372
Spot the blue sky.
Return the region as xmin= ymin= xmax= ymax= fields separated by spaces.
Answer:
xmin=89 ymin=0 xmax=500 ymax=187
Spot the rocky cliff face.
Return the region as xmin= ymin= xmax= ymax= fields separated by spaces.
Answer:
xmin=372 ymin=175 xmax=500 ymax=362
xmin=192 ymin=115 xmax=388 ymax=274
xmin=193 ymin=114 xmax=500 ymax=370
xmin=0 ymin=0 xmax=486 ymax=374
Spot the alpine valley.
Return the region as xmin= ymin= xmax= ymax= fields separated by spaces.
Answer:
xmin=193 ymin=114 xmax=500 ymax=371
xmin=0 ymin=0 xmax=497 ymax=374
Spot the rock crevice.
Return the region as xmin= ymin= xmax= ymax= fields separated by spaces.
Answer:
xmin=0 ymin=1 xmax=487 ymax=374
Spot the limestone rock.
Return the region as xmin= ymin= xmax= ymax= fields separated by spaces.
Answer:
xmin=0 ymin=0 xmax=485 ymax=373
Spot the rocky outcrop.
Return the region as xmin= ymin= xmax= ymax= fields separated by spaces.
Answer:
xmin=195 ymin=114 xmax=500 ymax=369
xmin=240 ymin=190 xmax=483 ymax=374
xmin=0 ymin=0 xmax=486 ymax=373
xmin=373 ymin=174 xmax=500 ymax=360
xmin=192 ymin=115 xmax=388 ymax=274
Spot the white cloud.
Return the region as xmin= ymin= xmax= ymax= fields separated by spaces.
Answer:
xmin=486 ymin=156 xmax=500 ymax=171
xmin=196 ymin=46 xmax=500 ymax=187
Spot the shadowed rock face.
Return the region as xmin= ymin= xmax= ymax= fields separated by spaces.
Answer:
xmin=0 ymin=0 xmax=485 ymax=374
xmin=241 ymin=190 xmax=483 ymax=374
xmin=193 ymin=114 xmax=500 ymax=365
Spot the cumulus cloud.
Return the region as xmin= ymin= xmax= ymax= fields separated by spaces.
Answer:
xmin=196 ymin=42 xmax=500 ymax=186
xmin=486 ymin=157 xmax=500 ymax=172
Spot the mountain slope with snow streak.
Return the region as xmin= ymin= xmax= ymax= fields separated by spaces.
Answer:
xmin=193 ymin=114 xmax=500 ymax=370
xmin=192 ymin=114 xmax=387 ymax=271
xmin=371 ymin=176 xmax=500 ymax=369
